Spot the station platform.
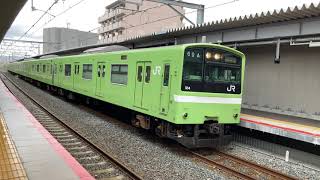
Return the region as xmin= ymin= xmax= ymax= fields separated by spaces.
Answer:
xmin=0 ymin=79 xmax=94 ymax=179
xmin=240 ymin=109 xmax=320 ymax=145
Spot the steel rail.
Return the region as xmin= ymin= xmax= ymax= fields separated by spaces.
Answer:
xmin=1 ymin=73 xmax=143 ymax=180
xmin=184 ymin=148 xmax=254 ymax=180
xmin=216 ymin=150 xmax=297 ymax=180
xmin=186 ymin=147 xmax=297 ymax=180
xmin=2 ymin=73 xmax=298 ymax=180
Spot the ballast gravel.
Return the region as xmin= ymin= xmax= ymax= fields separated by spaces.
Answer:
xmin=221 ymin=141 xmax=320 ymax=180
xmin=3 ymin=73 xmax=228 ymax=180
xmin=5 ymin=72 xmax=320 ymax=180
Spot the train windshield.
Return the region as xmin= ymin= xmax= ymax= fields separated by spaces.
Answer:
xmin=182 ymin=48 xmax=242 ymax=94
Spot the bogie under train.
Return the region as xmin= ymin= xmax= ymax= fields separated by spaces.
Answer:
xmin=7 ymin=43 xmax=246 ymax=148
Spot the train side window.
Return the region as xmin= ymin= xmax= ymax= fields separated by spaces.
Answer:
xmin=65 ymin=64 xmax=71 ymax=76
xmin=54 ymin=64 xmax=57 ymax=74
xmin=111 ymin=64 xmax=128 ymax=85
xmin=98 ymin=65 xmax=101 ymax=77
xmin=145 ymin=66 xmax=151 ymax=83
xmin=163 ymin=64 xmax=170 ymax=86
xmin=82 ymin=64 xmax=92 ymax=80
xmin=102 ymin=65 xmax=106 ymax=77
xmin=43 ymin=65 xmax=46 ymax=73
xmin=37 ymin=65 xmax=39 ymax=72
xmin=137 ymin=66 xmax=142 ymax=82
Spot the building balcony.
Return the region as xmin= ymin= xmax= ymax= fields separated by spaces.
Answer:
xmin=99 ymin=22 xmax=125 ymax=34
xmin=98 ymin=9 xmax=128 ymax=23
xmin=98 ymin=14 xmax=108 ymax=23
xmin=100 ymin=35 xmax=124 ymax=44
xmin=110 ymin=21 xmax=125 ymax=30
xmin=98 ymin=27 xmax=104 ymax=34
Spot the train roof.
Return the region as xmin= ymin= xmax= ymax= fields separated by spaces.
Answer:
xmin=15 ymin=43 xmax=244 ymax=63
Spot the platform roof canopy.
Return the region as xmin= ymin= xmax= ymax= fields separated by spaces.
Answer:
xmin=0 ymin=0 xmax=27 ymax=41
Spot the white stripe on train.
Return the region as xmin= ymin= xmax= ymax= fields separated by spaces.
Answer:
xmin=174 ymin=95 xmax=242 ymax=104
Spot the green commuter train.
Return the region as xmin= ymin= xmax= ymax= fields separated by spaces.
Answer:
xmin=7 ymin=43 xmax=246 ymax=148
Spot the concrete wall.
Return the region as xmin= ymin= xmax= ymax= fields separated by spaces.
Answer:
xmin=240 ymin=45 xmax=320 ymax=120
xmin=43 ymin=28 xmax=98 ymax=53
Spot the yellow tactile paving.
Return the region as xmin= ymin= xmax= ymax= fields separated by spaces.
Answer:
xmin=241 ymin=113 xmax=320 ymax=135
xmin=0 ymin=112 xmax=28 ymax=180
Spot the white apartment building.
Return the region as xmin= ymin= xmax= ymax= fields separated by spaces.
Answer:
xmin=98 ymin=0 xmax=184 ymax=43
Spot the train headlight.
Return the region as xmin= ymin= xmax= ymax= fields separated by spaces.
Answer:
xmin=214 ymin=53 xmax=222 ymax=60
xmin=205 ymin=52 xmax=212 ymax=59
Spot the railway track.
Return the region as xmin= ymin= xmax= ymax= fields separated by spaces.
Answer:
xmin=187 ymin=149 xmax=297 ymax=180
xmin=2 ymin=72 xmax=299 ymax=180
xmin=1 ymin=73 xmax=143 ymax=180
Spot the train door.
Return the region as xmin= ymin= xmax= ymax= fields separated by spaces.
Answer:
xmin=58 ymin=63 xmax=63 ymax=85
xmin=95 ymin=62 xmax=106 ymax=97
xmin=51 ymin=62 xmax=54 ymax=84
xmin=160 ymin=63 xmax=171 ymax=115
xmin=134 ymin=62 xmax=152 ymax=109
xmin=73 ymin=62 xmax=80 ymax=90
xmin=52 ymin=63 xmax=57 ymax=85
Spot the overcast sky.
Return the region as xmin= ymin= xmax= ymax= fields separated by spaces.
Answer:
xmin=4 ymin=0 xmax=320 ymax=41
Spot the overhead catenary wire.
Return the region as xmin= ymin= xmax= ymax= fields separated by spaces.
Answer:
xmin=1 ymin=0 xmax=60 ymax=57
xmin=60 ymin=0 xmax=239 ymax=46
xmin=27 ymin=0 xmax=87 ymax=38
xmin=122 ymin=0 xmax=239 ymax=31
xmin=1 ymin=0 xmax=87 ymax=58
xmin=46 ymin=3 xmax=168 ymax=47
xmin=29 ymin=0 xmax=161 ymax=38
xmin=4 ymin=0 xmax=239 ymax=58
xmin=18 ymin=0 xmax=59 ymax=41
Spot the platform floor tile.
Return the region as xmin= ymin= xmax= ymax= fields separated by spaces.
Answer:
xmin=0 ymin=112 xmax=28 ymax=180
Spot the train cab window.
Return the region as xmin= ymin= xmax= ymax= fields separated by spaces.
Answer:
xmin=82 ymin=64 xmax=92 ymax=79
xmin=163 ymin=65 xmax=170 ymax=86
xmin=65 ymin=64 xmax=71 ymax=76
xmin=137 ymin=66 xmax=142 ymax=82
xmin=111 ymin=64 xmax=128 ymax=85
xmin=145 ymin=66 xmax=151 ymax=83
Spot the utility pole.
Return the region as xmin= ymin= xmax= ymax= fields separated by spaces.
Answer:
xmin=146 ymin=0 xmax=205 ymax=25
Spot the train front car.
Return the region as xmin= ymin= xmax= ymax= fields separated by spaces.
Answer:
xmin=169 ymin=44 xmax=245 ymax=148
